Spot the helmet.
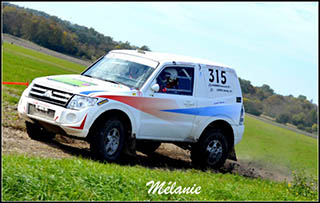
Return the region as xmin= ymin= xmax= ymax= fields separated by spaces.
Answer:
xmin=164 ymin=68 xmax=178 ymax=81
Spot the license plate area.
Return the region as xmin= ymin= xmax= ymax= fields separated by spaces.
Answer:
xmin=28 ymin=103 xmax=55 ymax=120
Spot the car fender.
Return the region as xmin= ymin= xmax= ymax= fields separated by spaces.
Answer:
xmin=86 ymin=100 xmax=138 ymax=136
xmin=193 ymin=116 xmax=235 ymax=141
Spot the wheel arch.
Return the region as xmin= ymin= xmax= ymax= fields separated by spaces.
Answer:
xmin=198 ymin=119 xmax=235 ymax=152
xmin=87 ymin=109 xmax=133 ymax=142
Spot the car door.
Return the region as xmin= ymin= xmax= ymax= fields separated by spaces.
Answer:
xmin=138 ymin=65 xmax=197 ymax=142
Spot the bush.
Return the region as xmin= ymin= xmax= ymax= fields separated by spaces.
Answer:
xmin=243 ymin=98 xmax=263 ymax=116
xmin=297 ymin=124 xmax=305 ymax=131
xmin=276 ymin=113 xmax=290 ymax=124
xmin=305 ymin=127 xmax=312 ymax=133
xmin=312 ymin=124 xmax=317 ymax=133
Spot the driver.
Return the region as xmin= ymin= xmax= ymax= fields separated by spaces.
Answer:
xmin=158 ymin=68 xmax=178 ymax=92
xmin=127 ymin=66 xmax=138 ymax=79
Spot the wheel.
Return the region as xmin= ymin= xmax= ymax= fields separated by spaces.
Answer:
xmin=191 ymin=130 xmax=228 ymax=169
xmin=90 ymin=117 xmax=126 ymax=162
xmin=25 ymin=121 xmax=56 ymax=141
xmin=136 ymin=141 xmax=161 ymax=155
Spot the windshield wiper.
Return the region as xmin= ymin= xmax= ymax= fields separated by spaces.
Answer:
xmin=99 ymin=78 xmax=121 ymax=85
xmin=84 ymin=75 xmax=131 ymax=88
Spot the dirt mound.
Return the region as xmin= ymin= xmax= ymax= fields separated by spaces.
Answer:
xmin=2 ymin=125 xmax=291 ymax=182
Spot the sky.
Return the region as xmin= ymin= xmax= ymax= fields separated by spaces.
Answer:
xmin=9 ymin=2 xmax=319 ymax=104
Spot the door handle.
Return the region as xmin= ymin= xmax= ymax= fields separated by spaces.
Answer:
xmin=184 ymin=101 xmax=195 ymax=106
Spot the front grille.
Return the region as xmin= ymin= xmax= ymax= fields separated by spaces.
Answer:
xmin=28 ymin=84 xmax=73 ymax=107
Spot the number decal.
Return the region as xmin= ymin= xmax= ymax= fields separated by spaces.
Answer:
xmin=208 ymin=68 xmax=227 ymax=84
xmin=216 ymin=69 xmax=219 ymax=83
xmin=221 ymin=71 xmax=226 ymax=84
xmin=209 ymin=69 xmax=214 ymax=82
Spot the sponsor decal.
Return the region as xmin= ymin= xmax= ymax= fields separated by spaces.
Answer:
xmin=97 ymin=99 xmax=108 ymax=106
xmin=48 ymin=77 xmax=97 ymax=87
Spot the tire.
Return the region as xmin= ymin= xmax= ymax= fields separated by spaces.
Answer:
xmin=136 ymin=141 xmax=161 ymax=155
xmin=25 ymin=121 xmax=56 ymax=141
xmin=90 ymin=117 xmax=126 ymax=162
xmin=191 ymin=130 xmax=228 ymax=169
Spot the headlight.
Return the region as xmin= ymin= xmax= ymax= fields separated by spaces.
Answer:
xmin=67 ymin=95 xmax=98 ymax=110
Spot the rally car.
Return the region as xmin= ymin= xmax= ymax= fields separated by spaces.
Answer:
xmin=18 ymin=49 xmax=245 ymax=168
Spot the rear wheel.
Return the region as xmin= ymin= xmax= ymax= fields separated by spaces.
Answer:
xmin=90 ymin=117 xmax=126 ymax=162
xmin=191 ymin=130 xmax=228 ymax=169
xmin=136 ymin=141 xmax=161 ymax=155
xmin=25 ymin=121 xmax=56 ymax=141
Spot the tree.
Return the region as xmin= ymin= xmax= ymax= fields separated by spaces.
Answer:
xmin=292 ymin=112 xmax=306 ymax=126
xmin=298 ymin=95 xmax=307 ymax=100
xmin=239 ymin=78 xmax=255 ymax=94
xmin=276 ymin=113 xmax=290 ymax=124
xmin=140 ymin=45 xmax=151 ymax=51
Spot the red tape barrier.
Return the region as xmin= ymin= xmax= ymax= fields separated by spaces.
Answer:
xmin=2 ymin=82 xmax=29 ymax=86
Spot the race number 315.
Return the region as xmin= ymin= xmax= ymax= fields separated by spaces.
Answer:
xmin=208 ymin=69 xmax=227 ymax=84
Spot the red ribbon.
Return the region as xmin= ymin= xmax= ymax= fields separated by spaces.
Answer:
xmin=2 ymin=82 xmax=29 ymax=86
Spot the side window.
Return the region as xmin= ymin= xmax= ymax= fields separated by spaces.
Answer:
xmin=156 ymin=66 xmax=194 ymax=96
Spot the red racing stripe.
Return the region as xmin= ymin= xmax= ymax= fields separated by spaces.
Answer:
xmin=67 ymin=114 xmax=88 ymax=130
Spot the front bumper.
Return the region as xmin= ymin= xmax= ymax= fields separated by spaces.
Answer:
xmin=18 ymin=96 xmax=94 ymax=138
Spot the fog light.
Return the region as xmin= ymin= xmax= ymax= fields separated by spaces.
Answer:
xmin=66 ymin=113 xmax=77 ymax=123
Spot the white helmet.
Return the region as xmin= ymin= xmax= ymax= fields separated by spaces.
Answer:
xmin=164 ymin=68 xmax=178 ymax=81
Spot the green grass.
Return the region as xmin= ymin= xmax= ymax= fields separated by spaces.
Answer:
xmin=236 ymin=115 xmax=318 ymax=178
xmin=2 ymin=42 xmax=86 ymax=103
xmin=2 ymin=154 xmax=317 ymax=201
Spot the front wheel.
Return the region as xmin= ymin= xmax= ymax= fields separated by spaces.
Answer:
xmin=90 ymin=117 xmax=126 ymax=162
xmin=191 ymin=130 xmax=228 ymax=169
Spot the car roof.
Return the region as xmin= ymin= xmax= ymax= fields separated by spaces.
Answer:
xmin=109 ymin=49 xmax=231 ymax=69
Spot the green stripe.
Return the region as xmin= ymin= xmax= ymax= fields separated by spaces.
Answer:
xmin=48 ymin=77 xmax=96 ymax=87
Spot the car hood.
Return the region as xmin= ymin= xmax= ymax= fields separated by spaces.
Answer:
xmin=31 ymin=74 xmax=138 ymax=97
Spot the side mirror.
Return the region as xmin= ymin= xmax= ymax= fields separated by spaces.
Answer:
xmin=151 ymin=83 xmax=160 ymax=92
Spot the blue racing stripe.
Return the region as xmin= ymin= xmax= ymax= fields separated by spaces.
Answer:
xmin=161 ymin=105 xmax=240 ymax=118
xmin=80 ymin=90 xmax=106 ymax=95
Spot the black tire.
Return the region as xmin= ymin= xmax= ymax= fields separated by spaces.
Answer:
xmin=136 ymin=141 xmax=161 ymax=155
xmin=191 ymin=130 xmax=228 ymax=169
xmin=90 ymin=117 xmax=126 ymax=162
xmin=25 ymin=121 xmax=56 ymax=141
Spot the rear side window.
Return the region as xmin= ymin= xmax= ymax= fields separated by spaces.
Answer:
xmin=156 ymin=66 xmax=194 ymax=96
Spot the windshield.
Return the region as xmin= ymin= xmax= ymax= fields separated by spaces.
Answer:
xmin=82 ymin=56 xmax=155 ymax=89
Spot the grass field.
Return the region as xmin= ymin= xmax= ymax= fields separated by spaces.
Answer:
xmin=236 ymin=115 xmax=318 ymax=178
xmin=2 ymin=154 xmax=317 ymax=201
xmin=1 ymin=42 xmax=318 ymax=201
xmin=2 ymin=42 xmax=86 ymax=103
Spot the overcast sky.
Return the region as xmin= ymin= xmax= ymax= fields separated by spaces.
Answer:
xmin=10 ymin=2 xmax=318 ymax=104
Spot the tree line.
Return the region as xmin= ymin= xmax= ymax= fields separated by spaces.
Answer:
xmin=2 ymin=3 xmax=150 ymax=61
xmin=239 ymin=78 xmax=317 ymax=134
xmin=2 ymin=3 xmax=318 ymax=134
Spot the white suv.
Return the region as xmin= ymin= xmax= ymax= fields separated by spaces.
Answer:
xmin=18 ymin=49 xmax=245 ymax=168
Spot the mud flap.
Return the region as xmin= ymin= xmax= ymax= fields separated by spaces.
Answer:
xmin=123 ymin=133 xmax=137 ymax=157
xmin=227 ymin=147 xmax=237 ymax=161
